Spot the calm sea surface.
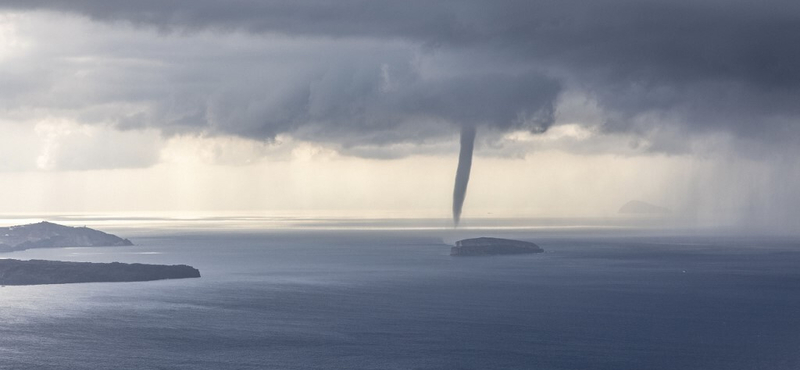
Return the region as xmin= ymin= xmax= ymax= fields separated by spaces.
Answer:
xmin=1 ymin=225 xmax=799 ymax=369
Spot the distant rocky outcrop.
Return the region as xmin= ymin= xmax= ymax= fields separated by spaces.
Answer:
xmin=0 ymin=259 xmax=200 ymax=286
xmin=0 ymin=221 xmax=133 ymax=253
xmin=451 ymin=237 xmax=544 ymax=256
xmin=618 ymin=200 xmax=671 ymax=215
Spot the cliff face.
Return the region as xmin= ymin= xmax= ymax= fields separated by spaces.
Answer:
xmin=451 ymin=237 xmax=544 ymax=256
xmin=0 ymin=221 xmax=133 ymax=253
xmin=0 ymin=259 xmax=200 ymax=286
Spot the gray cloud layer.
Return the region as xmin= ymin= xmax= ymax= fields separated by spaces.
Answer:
xmin=2 ymin=0 xmax=800 ymax=155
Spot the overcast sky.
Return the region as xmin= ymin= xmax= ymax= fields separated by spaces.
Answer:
xmin=1 ymin=1 xmax=799 ymax=229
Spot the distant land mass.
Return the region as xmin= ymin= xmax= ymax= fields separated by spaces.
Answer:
xmin=0 ymin=221 xmax=133 ymax=253
xmin=0 ymin=259 xmax=200 ymax=286
xmin=451 ymin=237 xmax=544 ymax=256
xmin=618 ymin=200 xmax=671 ymax=215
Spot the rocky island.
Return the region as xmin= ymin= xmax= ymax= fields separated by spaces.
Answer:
xmin=0 ymin=221 xmax=133 ymax=253
xmin=0 ymin=259 xmax=200 ymax=286
xmin=451 ymin=237 xmax=544 ymax=256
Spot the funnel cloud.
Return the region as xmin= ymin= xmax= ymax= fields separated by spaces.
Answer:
xmin=452 ymin=125 xmax=476 ymax=226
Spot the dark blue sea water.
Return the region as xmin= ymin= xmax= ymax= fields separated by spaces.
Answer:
xmin=1 ymin=227 xmax=800 ymax=369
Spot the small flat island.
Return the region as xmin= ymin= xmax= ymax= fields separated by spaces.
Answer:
xmin=451 ymin=237 xmax=544 ymax=256
xmin=0 ymin=259 xmax=201 ymax=286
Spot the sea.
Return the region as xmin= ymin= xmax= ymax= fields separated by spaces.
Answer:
xmin=1 ymin=216 xmax=799 ymax=370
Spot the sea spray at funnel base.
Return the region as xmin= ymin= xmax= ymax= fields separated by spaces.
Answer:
xmin=452 ymin=126 xmax=476 ymax=226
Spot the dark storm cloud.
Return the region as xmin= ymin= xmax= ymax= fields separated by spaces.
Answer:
xmin=145 ymin=54 xmax=560 ymax=145
xmin=7 ymin=0 xmax=800 ymax=84
xmin=3 ymin=0 xmax=800 ymax=149
xmin=290 ymin=70 xmax=559 ymax=144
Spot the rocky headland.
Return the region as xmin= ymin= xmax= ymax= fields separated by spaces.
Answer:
xmin=0 ymin=221 xmax=133 ymax=253
xmin=0 ymin=259 xmax=200 ymax=286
